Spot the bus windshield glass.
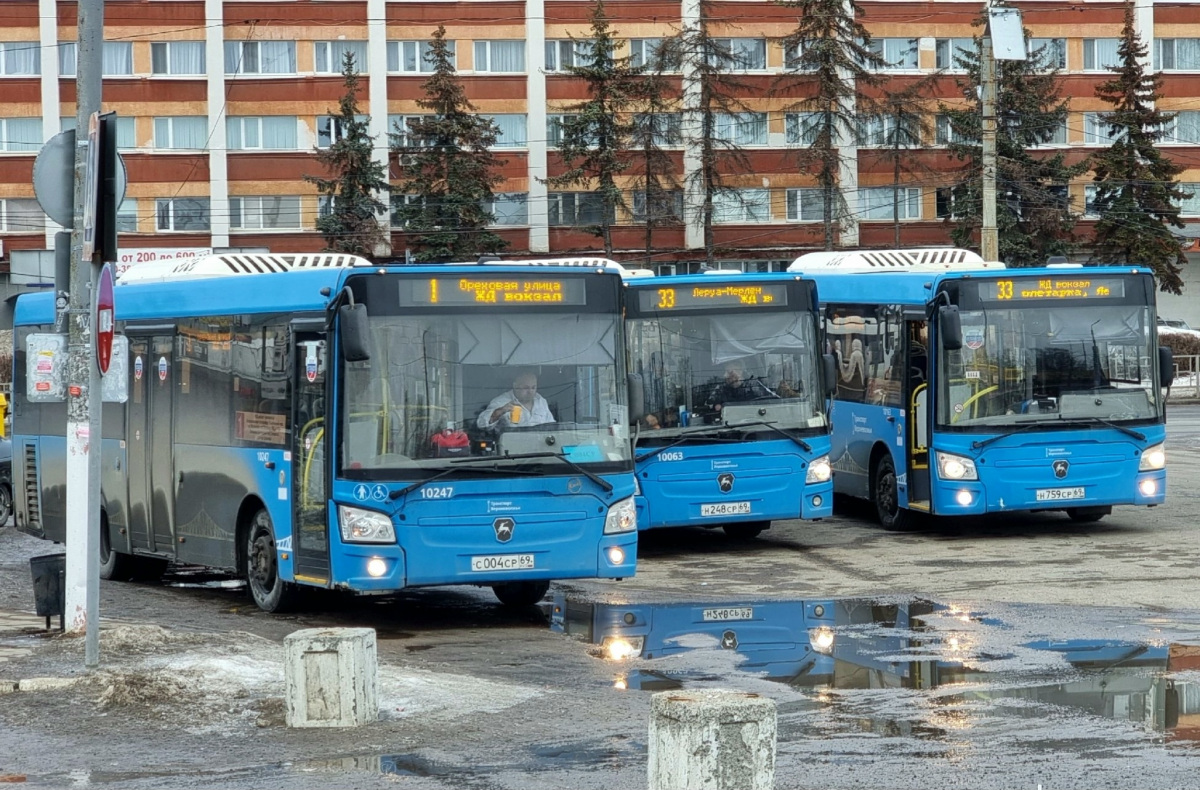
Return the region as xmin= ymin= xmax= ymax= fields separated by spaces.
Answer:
xmin=626 ymin=310 xmax=826 ymax=437
xmin=938 ymin=297 xmax=1161 ymax=428
xmin=340 ymin=274 xmax=630 ymax=478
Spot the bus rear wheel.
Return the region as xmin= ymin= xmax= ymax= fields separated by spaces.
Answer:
xmin=246 ymin=508 xmax=298 ymax=613
xmin=491 ymin=580 xmax=550 ymax=608
xmin=723 ymin=521 xmax=768 ymax=540
xmin=873 ymin=454 xmax=912 ymax=531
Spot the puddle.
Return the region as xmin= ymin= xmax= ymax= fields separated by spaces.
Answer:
xmin=163 ymin=567 xmax=244 ymax=590
xmin=550 ymin=594 xmax=1200 ymax=745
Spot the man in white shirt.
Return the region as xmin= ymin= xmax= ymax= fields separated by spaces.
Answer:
xmin=477 ymin=372 xmax=555 ymax=430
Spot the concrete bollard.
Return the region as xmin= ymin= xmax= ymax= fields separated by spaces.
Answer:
xmin=648 ymin=690 xmax=777 ymax=790
xmin=284 ymin=627 xmax=378 ymax=728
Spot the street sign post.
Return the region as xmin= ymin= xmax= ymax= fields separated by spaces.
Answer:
xmin=95 ymin=263 xmax=115 ymax=375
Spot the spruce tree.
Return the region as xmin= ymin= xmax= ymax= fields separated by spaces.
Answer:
xmin=775 ymin=0 xmax=887 ymax=249
xmin=304 ymin=52 xmax=389 ymax=258
xmin=544 ymin=0 xmax=639 ymax=257
xmin=629 ymin=52 xmax=684 ymax=267
xmin=392 ymin=26 xmax=507 ymax=262
xmin=941 ymin=15 xmax=1085 ymax=266
xmin=1089 ymin=0 xmax=1188 ymax=293
xmin=866 ymin=73 xmax=941 ymax=247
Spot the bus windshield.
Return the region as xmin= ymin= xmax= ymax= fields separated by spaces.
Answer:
xmin=627 ymin=310 xmax=826 ymax=437
xmin=937 ymin=302 xmax=1161 ymax=428
xmin=340 ymin=309 xmax=631 ymax=478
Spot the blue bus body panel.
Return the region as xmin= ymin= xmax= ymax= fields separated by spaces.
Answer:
xmin=635 ymin=436 xmax=833 ymax=529
xmin=827 ymin=401 xmax=908 ymax=504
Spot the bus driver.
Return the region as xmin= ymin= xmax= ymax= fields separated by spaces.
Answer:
xmin=478 ymin=372 xmax=555 ymax=430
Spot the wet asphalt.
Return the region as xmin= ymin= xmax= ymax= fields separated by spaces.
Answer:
xmin=2 ymin=406 xmax=1200 ymax=788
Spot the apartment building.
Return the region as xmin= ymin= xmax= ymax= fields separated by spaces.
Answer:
xmin=1 ymin=0 xmax=1198 ymax=279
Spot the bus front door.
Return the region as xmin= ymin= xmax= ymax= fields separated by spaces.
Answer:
xmin=906 ymin=320 xmax=931 ymax=508
xmin=291 ymin=332 xmax=330 ymax=585
xmin=127 ymin=335 xmax=176 ymax=555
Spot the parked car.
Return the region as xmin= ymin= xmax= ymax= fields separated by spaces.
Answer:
xmin=1158 ymin=317 xmax=1195 ymax=331
xmin=0 ymin=437 xmax=11 ymax=525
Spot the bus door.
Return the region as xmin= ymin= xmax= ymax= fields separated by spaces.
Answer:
xmin=127 ymin=332 xmax=176 ymax=554
xmin=905 ymin=317 xmax=931 ymax=508
xmin=291 ymin=329 xmax=330 ymax=585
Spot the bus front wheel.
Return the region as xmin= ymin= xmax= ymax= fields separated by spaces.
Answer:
xmin=1066 ymin=506 xmax=1110 ymax=523
xmin=246 ymin=508 xmax=298 ymax=613
xmin=873 ymin=454 xmax=912 ymax=531
xmin=723 ymin=521 xmax=768 ymax=540
xmin=491 ymin=580 xmax=550 ymax=608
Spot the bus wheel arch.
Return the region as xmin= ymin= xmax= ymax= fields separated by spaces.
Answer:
xmin=870 ymin=444 xmax=911 ymax=531
xmin=241 ymin=501 xmax=299 ymax=613
xmin=98 ymin=508 xmax=128 ymax=581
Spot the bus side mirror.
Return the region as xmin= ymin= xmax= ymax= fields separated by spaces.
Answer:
xmin=823 ymin=353 xmax=838 ymax=395
xmin=1159 ymin=346 xmax=1174 ymax=388
xmin=339 ymin=303 xmax=371 ymax=362
xmin=628 ymin=374 xmax=646 ymax=421
xmin=939 ymin=305 xmax=963 ymax=351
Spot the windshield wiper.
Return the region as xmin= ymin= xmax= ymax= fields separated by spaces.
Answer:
xmin=390 ymin=460 xmax=538 ymax=500
xmin=1057 ymin=417 xmax=1146 ymax=441
xmin=721 ymin=420 xmax=812 ymax=453
xmin=970 ymin=420 xmax=1057 ymax=450
xmin=449 ymin=451 xmax=614 ymax=494
xmin=971 ymin=415 xmax=1146 ymax=450
xmin=635 ymin=421 xmax=811 ymax=462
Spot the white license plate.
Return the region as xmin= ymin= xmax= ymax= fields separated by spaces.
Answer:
xmin=470 ymin=553 xmax=535 ymax=572
xmin=1035 ymin=487 xmax=1086 ymax=502
xmin=702 ymin=607 xmax=754 ymax=622
xmin=700 ymin=501 xmax=752 ymax=517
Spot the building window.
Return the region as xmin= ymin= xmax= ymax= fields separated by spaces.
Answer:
xmin=316 ymin=114 xmax=367 ymax=148
xmin=1156 ymin=39 xmax=1200 ymax=71
xmin=230 ymin=196 xmax=302 ymax=230
xmin=1168 ymin=111 xmax=1200 ymax=144
xmin=629 ymin=38 xmax=677 ymax=71
xmin=870 ymin=38 xmax=918 ymax=70
xmin=154 ymin=116 xmax=208 ymax=149
xmin=225 ymin=41 xmax=297 ymax=75
xmin=1029 ymin=38 xmax=1066 ymax=70
xmin=0 ymin=41 xmax=39 ymax=75
xmin=548 ymin=192 xmax=610 ymax=226
xmin=0 ymin=117 xmax=42 ymax=152
xmin=0 ymin=198 xmax=44 ymax=231
xmin=709 ymin=38 xmax=766 ymax=70
xmin=483 ymin=114 xmax=527 ymax=148
xmin=1032 ymin=118 xmax=1068 ymax=146
xmin=315 ymin=41 xmax=368 ymax=74
xmin=632 ymin=190 xmax=683 ymax=223
xmin=1084 ymin=112 xmax=1125 ymax=145
xmin=545 ymin=40 xmax=591 ymax=72
xmin=151 ymin=41 xmax=206 ymax=75
xmin=786 ymin=188 xmax=825 ymax=222
xmin=116 ymin=198 xmax=137 ymax=232
xmin=1178 ymin=183 xmax=1200 ymax=216
xmin=485 ymin=192 xmax=529 ymax=226
xmin=859 ymin=115 xmax=918 ymax=148
xmin=935 ymin=187 xmax=965 ymax=219
xmin=714 ymin=113 xmax=767 ymax=146
xmin=713 ymin=188 xmax=770 ymax=223
xmin=785 ymin=112 xmax=822 ymax=146
xmin=57 ymin=41 xmax=131 ymax=76
xmin=935 ymin=114 xmax=971 ymax=146
xmin=1083 ymin=39 xmax=1120 ymax=71
xmin=388 ymin=40 xmax=452 ymax=73
xmin=861 ymin=187 xmax=921 ymax=221
xmin=62 ymin=115 xmax=135 ymax=148
xmin=473 ymin=40 xmax=525 ymax=73
xmin=156 ymin=197 xmax=210 ymax=231
xmin=388 ymin=114 xmax=431 ymax=148
xmin=935 ymin=38 xmax=974 ymax=70
xmin=227 ymin=116 xmax=297 ymax=150
xmin=632 ymin=113 xmax=682 ymax=147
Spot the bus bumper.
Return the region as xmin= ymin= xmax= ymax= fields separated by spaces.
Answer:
xmin=931 ymin=468 xmax=1167 ymax=515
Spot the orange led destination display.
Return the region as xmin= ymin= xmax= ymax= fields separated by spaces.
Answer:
xmin=980 ymin=277 xmax=1127 ymax=302
xmin=638 ymin=283 xmax=789 ymax=311
xmin=403 ymin=276 xmax=587 ymax=306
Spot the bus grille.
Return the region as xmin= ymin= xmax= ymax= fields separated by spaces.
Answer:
xmin=21 ymin=442 xmax=41 ymax=532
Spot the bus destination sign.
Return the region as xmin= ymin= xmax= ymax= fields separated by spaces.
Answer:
xmin=402 ymin=276 xmax=587 ymax=307
xmin=980 ymin=277 xmax=1127 ymax=302
xmin=638 ymin=283 xmax=789 ymax=311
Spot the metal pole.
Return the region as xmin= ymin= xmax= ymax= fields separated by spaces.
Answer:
xmin=64 ymin=0 xmax=105 ymax=667
xmin=981 ymin=32 xmax=999 ymax=263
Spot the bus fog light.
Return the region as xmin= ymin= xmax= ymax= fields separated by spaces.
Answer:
xmin=809 ymin=627 xmax=835 ymax=654
xmin=1140 ymin=479 xmax=1157 ymax=496
xmin=955 ymin=490 xmax=973 ymax=506
xmin=608 ymin=546 xmax=626 ymax=565
xmin=366 ymin=557 xmax=387 ymax=577
xmin=812 ymin=495 xmax=823 ymax=509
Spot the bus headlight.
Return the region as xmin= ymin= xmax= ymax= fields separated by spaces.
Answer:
xmin=604 ymin=497 xmax=637 ymax=534
xmin=601 ymin=635 xmax=645 ymax=660
xmin=338 ymin=505 xmax=396 ymax=544
xmin=936 ymin=451 xmax=978 ymax=481
xmin=809 ymin=627 xmax=835 ymax=654
xmin=1139 ymin=443 xmax=1166 ymax=471
xmin=806 ymin=455 xmax=832 ymax=483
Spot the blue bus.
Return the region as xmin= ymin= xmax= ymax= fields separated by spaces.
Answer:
xmin=791 ymin=248 xmax=1171 ymax=529
xmin=11 ymin=253 xmax=637 ymax=611
xmin=623 ymin=273 xmax=834 ymax=539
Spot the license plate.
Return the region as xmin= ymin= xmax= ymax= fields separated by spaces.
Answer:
xmin=1035 ymin=487 xmax=1085 ymax=502
xmin=700 ymin=501 xmax=752 ymax=517
xmin=470 ymin=554 xmax=535 ymax=572
xmin=702 ymin=607 xmax=754 ymax=622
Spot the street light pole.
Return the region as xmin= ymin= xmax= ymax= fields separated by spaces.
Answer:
xmin=980 ymin=33 xmax=998 ymax=263
xmin=64 ymin=0 xmax=106 ymax=667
